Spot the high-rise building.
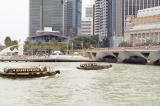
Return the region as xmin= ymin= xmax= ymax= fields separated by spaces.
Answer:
xmin=63 ymin=0 xmax=82 ymax=37
xmin=63 ymin=0 xmax=73 ymax=36
xmin=85 ymin=6 xmax=93 ymax=17
xmin=94 ymin=0 xmax=102 ymax=36
xmin=29 ymin=0 xmax=63 ymax=37
xmin=123 ymin=0 xmax=160 ymax=31
xmin=124 ymin=6 xmax=160 ymax=46
xmin=80 ymin=5 xmax=94 ymax=36
xmin=99 ymin=0 xmax=112 ymax=41
xmin=112 ymin=0 xmax=160 ymax=46
xmin=81 ymin=18 xmax=93 ymax=36
xmin=94 ymin=0 xmax=160 ymax=47
xmin=94 ymin=0 xmax=112 ymax=46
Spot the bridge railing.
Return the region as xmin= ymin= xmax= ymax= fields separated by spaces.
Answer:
xmin=87 ymin=46 xmax=160 ymax=52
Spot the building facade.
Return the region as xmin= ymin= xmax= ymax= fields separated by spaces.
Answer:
xmin=63 ymin=0 xmax=73 ymax=36
xmin=124 ymin=6 xmax=160 ymax=46
xmin=93 ymin=0 xmax=160 ymax=47
xmin=94 ymin=0 xmax=102 ymax=36
xmin=30 ymin=0 xmax=63 ymax=37
xmin=85 ymin=6 xmax=93 ymax=17
xmin=80 ymin=6 xmax=94 ymax=36
xmin=94 ymin=0 xmax=112 ymax=42
xmin=63 ymin=0 xmax=82 ymax=37
xmin=81 ymin=18 xmax=93 ymax=36
xmin=72 ymin=0 xmax=82 ymax=36
xmin=30 ymin=31 xmax=66 ymax=44
xmin=123 ymin=0 xmax=160 ymax=32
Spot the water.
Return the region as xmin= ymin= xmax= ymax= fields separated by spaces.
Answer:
xmin=0 ymin=62 xmax=160 ymax=106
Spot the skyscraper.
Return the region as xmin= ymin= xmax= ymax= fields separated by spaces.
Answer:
xmin=29 ymin=0 xmax=63 ymax=37
xmin=80 ymin=5 xmax=94 ymax=36
xmin=94 ymin=0 xmax=102 ymax=36
xmin=94 ymin=0 xmax=112 ymax=44
xmin=85 ymin=6 xmax=93 ymax=17
xmin=94 ymin=0 xmax=160 ymax=47
xmin=63 ymin=0 xmax=82 ymax=37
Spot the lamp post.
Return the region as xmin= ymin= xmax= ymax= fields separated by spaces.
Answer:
xmin=67 ymin=37 xmax=70 ymax=55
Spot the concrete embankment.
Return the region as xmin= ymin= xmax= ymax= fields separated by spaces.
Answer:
xmin=0 ymin=55 xmax=95 ymax=62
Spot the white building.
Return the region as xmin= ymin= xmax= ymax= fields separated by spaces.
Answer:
xmin=124 ymin=6 xmax=160 ymax=46
xmin=94 ymin=0 xmax=102 ymax=36
xmin=81 ymin=18 xmax=93 ymax=35
xmin=80 ymin=6 xmax=94 ymax=36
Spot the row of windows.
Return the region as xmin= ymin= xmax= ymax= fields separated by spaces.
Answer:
xmin=124 ymin=0 xmax=160 ymax=16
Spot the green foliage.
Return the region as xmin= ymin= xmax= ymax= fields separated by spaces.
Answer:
xmin=101 ymin=37 xmax=110 ymax=47
xmin=10 ymin=40 xmax=18 ymax=50
xmin=23 ymin=39 xmax=32 ymax=52
xmin=69 ymin=35 xmax=99 ymax=49
xmin=23 ymin=39 xmax=67 ymax=54
xmin=4 ymin=36 xmax=12 ymax=47
xmin=119 ymin=41 xmax=132 ymax=47
xmin=4 ymin=36 xmax=19 ymax=50
xmin=138 ymin=40 xmax=160 ymax=46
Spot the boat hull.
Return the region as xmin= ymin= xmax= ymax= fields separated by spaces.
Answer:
xmin=0 ymin=71 xmax=59 ymax=78
xmin=77 ymin=66 xmax=111 ymax=70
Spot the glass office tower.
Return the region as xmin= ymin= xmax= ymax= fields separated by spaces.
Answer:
xmin=29 ymin=0 xmax=63 ymax=36
xmin=63 ymin=0 xmax=82 ymax=36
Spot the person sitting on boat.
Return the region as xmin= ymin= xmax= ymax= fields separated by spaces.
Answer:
xmin=43 ymin=66 xmax=47 ymax=72
xmin=109 ymin=64 xmax=112 ymax=68
xmin=39 ymin=65 xmax=42 ymax=71
xmin=80 ymin=64 xmax=85 ymax=67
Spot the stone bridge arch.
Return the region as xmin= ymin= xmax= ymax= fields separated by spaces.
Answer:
xmin=100 ymin=52 xmax=119 ymax=63
xmin=118 ymin=51 xmax=148 ymax=64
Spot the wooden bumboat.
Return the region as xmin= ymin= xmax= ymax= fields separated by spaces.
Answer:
xmin=77 ymin=63 xmax=112 ymax=70
xmin=0 ymin=67 xmax=60 ymax=78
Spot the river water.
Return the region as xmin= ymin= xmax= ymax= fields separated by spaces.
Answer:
xmin=0 ymin=62 xmax=160 ymax=106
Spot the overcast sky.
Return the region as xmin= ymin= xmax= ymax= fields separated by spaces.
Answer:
xmin=0 ymin=0 xmax=94 ymax=45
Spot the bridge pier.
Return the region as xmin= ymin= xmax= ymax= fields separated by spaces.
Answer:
xmin=148 ymin=51 xmax=160 ymax=65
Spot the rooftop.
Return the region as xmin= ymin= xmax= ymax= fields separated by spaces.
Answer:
xmin=137 ymin=6 xmax=160 ymax=17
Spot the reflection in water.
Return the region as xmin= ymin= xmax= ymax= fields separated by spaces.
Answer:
xmin=0 ymin=62 xmax=160 ymax=106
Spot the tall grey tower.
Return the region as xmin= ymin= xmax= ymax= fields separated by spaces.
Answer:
xmin=63 ymin=0 xmax=82 ymax=37
xmin=94 ymin=0 xmax=112 ymax=42
xmin=29 ymin=0 xmax=63 ymax=37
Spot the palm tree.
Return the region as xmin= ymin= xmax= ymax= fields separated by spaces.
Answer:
xmin=4 ymin=36 xmax=12 ymax=47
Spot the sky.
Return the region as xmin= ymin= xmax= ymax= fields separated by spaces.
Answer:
xmin=0 ymin=0 xmax=94 ymax=45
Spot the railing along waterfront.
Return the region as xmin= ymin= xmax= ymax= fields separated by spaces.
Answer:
xmin=87 ymin=46 xmax=160 ymax=52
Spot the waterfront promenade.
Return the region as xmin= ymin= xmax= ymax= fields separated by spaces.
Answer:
xmin=0 ymin=55 xmax=92 ymax=62
xmin=0 ymin=46 xmax=160 ymax=64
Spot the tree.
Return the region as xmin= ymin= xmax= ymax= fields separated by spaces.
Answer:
xmin=69 ymin=35 xmax=99 ymax=49
xmin=23 ymin=39 xmax=67 ymax=55
xmin=119 ymin=41 xmax=132 ymax=47
xmin=23 ymin=39 xmax=32 ymax=52
xmin=4 ymin=36 xmax=12 ymax=47
xmin=100 ymin=37 xmax=110 ymax=47
xmin=10 ymin=40 xmax=18 ymax=50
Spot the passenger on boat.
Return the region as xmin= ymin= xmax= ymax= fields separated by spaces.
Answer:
xmin=80 ymin=64 xmax=84 ymax=67
xmin=43 ymin=66 xmax=47 ymax=72
xmin=109 ymin=64 xmax=112 ymax=67
xmin=39 ymin=65 xmax=42 ymax=71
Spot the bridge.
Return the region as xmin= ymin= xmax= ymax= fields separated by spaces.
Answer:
xmin=87 ymin=46 xmax=160 ymax=65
